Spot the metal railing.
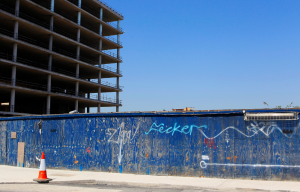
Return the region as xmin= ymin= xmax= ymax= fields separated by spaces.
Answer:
xmin=54 ymin=8 xmax=77 ymax=23
xmin=99 ymin=64 xmax=122 ymax=75
xmin=0 ymin=3 xmax=15 ymax=15
xmin=0 ymin=27 xmax=14 ymax=38
xmin=31 ymin=0 xmax=51 ymax=9
xmin=0 ymin=52 xmax=13 ymax=61
xmin=0 ymin=76 xmax=13 ymax=85
xmin=52 ymin=46 xmax=76 ymax=59
xmin=103 ymin=36 xmax=122 ymax=46
xmin=53 ymin=26 xmax=77 ymax=41
xmin=0 ymin=50 xmax=122 ymax=78
xmin=19 ymin=34 xmax=49 ymax=49
xmin=0 ymin=50 xmax=123 ymax=90
xmin=19 ymin=12 xmax=50 ymax=29
xmin=65 ymin=0 xmax=123 ymax=32
xmin=102 ymin=50 xmax=121 ymax=60
xmin=80 ymin=38 xmax=99 ymax=49
xmin=97 ymin=0 xmax=123 ymax=18
xmin=0 ymin=75 xmax=121 ymax=105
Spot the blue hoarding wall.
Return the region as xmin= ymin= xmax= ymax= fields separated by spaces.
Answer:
xmin=0 ymin=110 xmax=300 ymax=181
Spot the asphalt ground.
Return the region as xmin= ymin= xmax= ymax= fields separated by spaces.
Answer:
xmin=0 ymin=165 xmax=299 ymax=192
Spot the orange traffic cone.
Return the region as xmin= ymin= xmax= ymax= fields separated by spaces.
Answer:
xmin=33 ymin=152 xmax=52 ymax=183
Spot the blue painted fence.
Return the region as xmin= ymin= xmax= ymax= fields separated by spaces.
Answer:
xmin=0 ymin=109 xmax=300 ymax=181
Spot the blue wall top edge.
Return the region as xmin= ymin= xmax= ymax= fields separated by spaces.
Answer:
xmin=0 ymin=108 xmax=299 ymax=121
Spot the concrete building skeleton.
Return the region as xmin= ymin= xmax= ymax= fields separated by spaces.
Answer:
xmin=0 ymin=0 xmax=123 ymax=116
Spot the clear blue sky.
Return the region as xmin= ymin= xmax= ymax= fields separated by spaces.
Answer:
xmin=100 ymin=0 xmax=300 ymax=112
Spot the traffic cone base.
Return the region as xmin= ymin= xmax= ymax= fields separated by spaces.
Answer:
xmin=34 ymin=152 xmax=52 ymax=183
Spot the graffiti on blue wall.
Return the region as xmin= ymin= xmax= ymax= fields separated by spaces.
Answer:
xmin=145 ymin=122 xmax=207 ymax=136
xmin=145 ymin=121 xmax=295 ymax=139
xmin=2 ymin=113 xmax=300 ymax=181
xmin=144 ymin=121 xmax=300 ymax=170
xmin=106 ymin=122 xmax=140 ymax=164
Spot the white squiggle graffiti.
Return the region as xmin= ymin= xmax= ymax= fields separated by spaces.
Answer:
xmin=106 ymin=122 xmax=140 ymax=164
xmin=200 ymin=161 xmax=300 ymax=169
xmin=198 ymin=121 xmax=295 ymax=139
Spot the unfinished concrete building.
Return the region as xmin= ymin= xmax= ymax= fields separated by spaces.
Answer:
xmin=0 ymin=0 xmax=123 ymax=116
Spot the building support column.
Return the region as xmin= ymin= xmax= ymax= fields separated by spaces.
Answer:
xmin=15 ymin=0 xmax=20 ymax=17
xmin=75 ymin=81 xmax=79 ymax=96
xmin=13 ymin=43 xmax=17 ymax=62
xmin=50 ymin=15 xmax=54 ymax=31
xmin=100 ymin=8 xmax=103 ymax=20
xmin=11 ymin=66 xmax=16 ymax=86
xmin=77 ymin=28 xmax=80 ymax=42
xmin=46 ymin=95 xmax=51 ymax=114
xmin=14 ymin=21 xmax=18 ymax=39
xmin=76 ymin=46 xmax=80 ymax=60
xmin=98 ymin=71 xmax=101 ymax=84
xmin=48 ymin=55 xmax=52 ymax=71
xmin=117 ymin=48 xmax=120 ymax=60
xmin=76 ymin=63 xmax=79 ymax=78
xmin=50 ymin=0 xmax=55 ymax=12
xmin=99 ymin=39 xmax=102 ymax=52
xmin=77 ymin=12 xmax=81 ymax=25
xmin=97 ymin=103 xmax=101 ymax=113
xmin=116 ymin=62 xmax=120 ymax=112
xmin=117 ymin=20 xmax=121 ymax=43
xmin=116 ymin=92 xmax=119 ymax=112
xmin=99 ymin=24 xmax=102 ymax=36
xmin=47 ymin=74 xmax=51 ymax=92
xmin=98 ymin=54 xmax=102 ymax=68
xmin=87 ymin=91 xmax=90 ymax=113
xmin=75 ymin=99 xmax=78 ymax=111
xmin=98 ymin=87 xmax=101 ymax=112
xmin=49 ymin=35 xmax=53 ymax=51
xmin=78 ymin=0 xmax=81 ymax=8
xmin=10 ymin=89 xmax=15 ymax=113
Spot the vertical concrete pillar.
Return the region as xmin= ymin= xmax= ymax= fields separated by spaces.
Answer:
xmin=47 ymin=74 xmax=51 ymax=92
xmin=10 ymin=89 xmax=15 ymax=113
xmin=15 ymin=0 xmax=20 ymax=17
xmin=117 ymin=20 xmax=121 ymax=42
xmin=97 ymin=103 xmax=101 ymax=113
xmin=100 ymin=8 xmax=103 ymax=20
xmin=14 ymin=21 xmax=18 ymax=39
xmin=117 ymin=48 xmax=120 ymax=60
xmin=75 ymin=99 xmax=78 ymax=111
xmin=99 ymin=39 xmax=102 ymax=52
xmin=98 ymin=87 xmax=101 ymax=100
xmin=11 ymin=66 xmax=16 ymax=86
xmin=49 ymin=35 xmax=53 ymax=51
xmin=98 ymin=71 xmax=101 ymax=84
xmin=50 ymin=15 xmax=54 ymax=31
xmin=117 ymin=62 xmax=120 ymax=87
xmin=116 ymin=60 xmax=120 ymax=112
xmin=48 ymin=55 xmax=52 ymax=71
xmin=50 ymin=0 xmax=55 ymax=11
xmin=12 ymin=43 xmax=17 ymax=62
xmin=76 ymin=63 xmax=79 ymax=78
xmin=77 ymin=28 xmax=80 ymax=42
xmin=78 ymin=0 xmax=81 ymax=8
xmin=87 ymin=107 xmax=89 ymax=113
xmin=77 ymin=12 xmax=81 ymax=25
xmin=46 ymin=95 xmax=51 ymax=114
xmin=75 ymin=81 xmax=79 ymax=96
xmin=116 ymin=104 xmax=119 ymax=112
xmin=99 ymin=24 xmax=102 ymax=36
xmin=98 ymin=55 xmax=102 ymax=68
xmin=76 ymin=46 xmax=80 ymax=60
